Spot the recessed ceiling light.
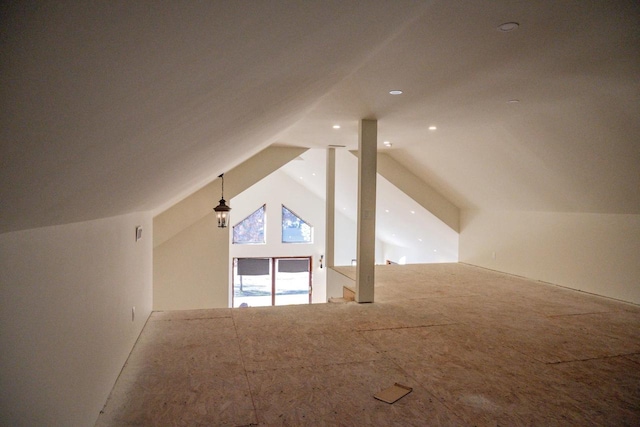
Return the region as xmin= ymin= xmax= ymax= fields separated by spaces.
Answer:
xmin=332 ymin=125 xmax=341 ymax=129
xmin=410 ymin=210 xmax=415 ymax=214
xmin=507 ymin=99 xmax=520 ymax=104
xmin=312 ymin=173 xmax=316 ymax=176
xmin=389 ymin=90 xmax=403 ymax=95
xmin=383 ymin=141 xmax=392 ymax=147
xmin=385 ymin=209 xmax=390 ymax=213
xmin=429 ymin=126 xmax=437 ymax=131
xmin=497 ymin=22 xmax=519 ymax=32
xmin=418 ymin=238 xmax=423 ymax=242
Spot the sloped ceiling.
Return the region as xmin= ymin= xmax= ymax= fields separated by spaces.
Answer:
xmin=280 ymin=149 xmax=459 ymax=261
xmin=1 ymin=1 xmax=638 ymax=234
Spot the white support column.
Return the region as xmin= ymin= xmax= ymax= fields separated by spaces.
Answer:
xmin=356 ymin=119 xmax=377 ymax=303
xmin=325 ymin=147 xmax=336 ymax=269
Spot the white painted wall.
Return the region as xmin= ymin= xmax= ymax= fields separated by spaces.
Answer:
xmin=334 ymin=210 xmax=357 ymax=266
xmin=153 ymin=146 xmax=306 ymax=311
xmin=230 ymin=170 xmax=327 ymax=303
xmin=460 ymin=210 xmax=640 ymax=304
xmin=0 ymin=212 xmax=153 ymax=427
xmin=331 ymin=208 xmax=387 ymax=266
xmin=327 ymin=268 xmax=356 ymax=300
xmin=154 ymin=213 xmax=229 ymax=310
xmin=381 ymin=240 xmax=458 ymax=265
xmin=280 ymin=148 xmax=459 ymax=269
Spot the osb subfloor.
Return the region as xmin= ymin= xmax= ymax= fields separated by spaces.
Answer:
xmin=96 ymin=263 xmax=640 ymax=426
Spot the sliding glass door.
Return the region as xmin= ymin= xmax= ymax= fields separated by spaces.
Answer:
xmin=232 ymin=257 xmax=312 ymax=308
xmin=274 ymin=258 xmax=311 ymax=306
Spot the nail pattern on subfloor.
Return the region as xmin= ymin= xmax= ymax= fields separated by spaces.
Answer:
xmin=95 ymin=263 xmax=640 ymax=426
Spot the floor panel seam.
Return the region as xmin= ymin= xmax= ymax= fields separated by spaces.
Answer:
xmin=546 ymin=352 xmax=640 ymax=365
xmin=231 ymin=311 xmax=260 ymax=425
xmin=546 ymin=310 xmax=613 ymax=318
xmin=357 ymin=322 xmax=460 ymax=332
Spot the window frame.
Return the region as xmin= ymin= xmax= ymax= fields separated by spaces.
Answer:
xmin=281 ymin=204 xmax=313 ymax=244
xmin=232 ymin=204 xmax=267 ymax=245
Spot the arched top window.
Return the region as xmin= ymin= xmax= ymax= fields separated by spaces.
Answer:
xmin=233 ymin=205 xmax=266 ymax=244
xmin=282 ymin=205 xmax=312 ymax=243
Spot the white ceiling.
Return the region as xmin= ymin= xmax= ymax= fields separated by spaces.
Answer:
xmin=280 ymin=149 xmax=459 ymax=261
xmin=1 ymin=1 xmax=639 ymax=234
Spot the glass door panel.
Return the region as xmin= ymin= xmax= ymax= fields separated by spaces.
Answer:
xmin=233 ymin=258 xmax=272 ymax=308
xmin=274 ymin=258 xmax=311 ymax=306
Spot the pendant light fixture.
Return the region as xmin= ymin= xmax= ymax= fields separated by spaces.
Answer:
xmin=213 ymin=173 xmax=231 ymax=228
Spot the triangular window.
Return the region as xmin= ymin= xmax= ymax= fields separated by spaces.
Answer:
xmin=233 ymin=204 xmax=266 ymax=244
xmin=282 ymin=205 xmax=312 ymax=243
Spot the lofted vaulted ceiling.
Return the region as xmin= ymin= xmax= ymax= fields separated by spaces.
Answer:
xmin=1 ymin=1 xmax=638 ymax=234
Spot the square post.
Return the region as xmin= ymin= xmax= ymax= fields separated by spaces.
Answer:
xmin=356 ymin=119 xmax=377 ymax=302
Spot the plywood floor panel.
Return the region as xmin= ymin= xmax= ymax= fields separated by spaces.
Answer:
xmin=96 ymin=263 xmax=640 ymax=426
xmin=246 ymin=359 xmax=464 ymax=426
xmin=549 ymin=356 xmax=640 ymax=426
xmin=239 ymin=329 xmax=383 ymax=372
xmin=96 ymin=369 xmax=257 ymax=427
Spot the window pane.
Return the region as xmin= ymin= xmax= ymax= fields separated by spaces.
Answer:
xmin=282 ymin=205 xmax=312 ymax=243
xmin=233 ymin=258 xmax=272 ymax=308
xmin=232 ymin=205 xmax=266 ymax=244
xmin=275 ymin=258 xmax=310 ymax=306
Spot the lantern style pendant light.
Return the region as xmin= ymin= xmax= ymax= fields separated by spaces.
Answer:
xmin=213 ymin=173 xmax=231 ymax=228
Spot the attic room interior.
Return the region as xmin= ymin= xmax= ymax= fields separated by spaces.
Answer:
xmin=0 ymin=1 xmax=638 ymax=426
